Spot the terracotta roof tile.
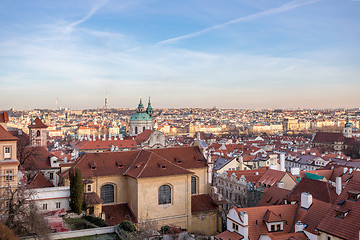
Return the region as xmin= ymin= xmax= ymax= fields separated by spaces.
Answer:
xmin=102 ymin=203 xmax=137 ymax=225
xmin=28 ymin=117 xmax=48 ymax=129
xmin=257 ymin=186 xmax=290 ymax=206
xmin=215 ymin=230 xmax=244 ymax=240
xmin=0 ymin=112 xmax=9 ymax=123
xmin=134 ymin=129 xmax=154 ymax=144
xmin=21 ymin=146 xmax=52 ymax=170
xmin=317 ymin=180 xmax=360 ymax=239
xmin=28 ymin=172 xmax=54 ymax=188
xmin=191 ymin=194 xmax=218 ymax=213
xmin=73 ymin=139 xmax=136 ymax=151
xmin=83 ymin=192 xmax=103 ymax=205
xmin=0 ymin=125 xmax=18 ymax=141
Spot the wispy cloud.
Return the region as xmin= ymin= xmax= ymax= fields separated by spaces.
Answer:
xmin=158 ymin=0 xmax=320 ymax=45
xmin=64 ymin=0 xmax=109 ymax=33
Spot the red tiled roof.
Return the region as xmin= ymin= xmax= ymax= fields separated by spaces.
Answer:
xmin=134 ymin=129 xmax=154 ymax=144
xmin=28 ymin=172 xmax=54 ymax=188
xmin=256 ymin=169 xmax=288 ymax=187
xmin=257 ymin=186 xmax=290 ymax=206
xmin=312 ymin=132 xmax=343 ymax=144
xmin=60 ymin=146 xmax=206 ymax=179
xmin=215 ymin=230 xmax=244 ymax=240
xmin=28 ymin=117 xmax=48 ymax=129
xmin=191 ymin=194 xmax=218 ymax=213
xmin=102 ymin=203 xmax=137 ymax=225
xmin=21 ymin=146 xmax=52 ymax=170
xmin=0 ymin=112 xmax=9 ymax=123
xmin=0 ymin=125 xmax=18 ymax=141
xmin=263 ymin=210 xmax=282 ymax=222
xmin=232 ymin=204 xmax=299 ymax=240
xmin=267 ymin=232 xmax=307 ymax=240
xmin=286 ymin=178 xmax=337 ymax=204
xmin=73 ymin=139 xmax=136 ymax=151
xmin=317 ymin=180 xmax=360 ymax=239
xmin=83 ymin=192 xmax=103 ymax=205
xmin=227 ymin=168 xmax=267 ymax=184
xmin=297 ymin=199 xmax=332 ymax=235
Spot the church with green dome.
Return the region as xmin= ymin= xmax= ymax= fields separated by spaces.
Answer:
xmin=129 ymin=97 xmax=154 ymax=136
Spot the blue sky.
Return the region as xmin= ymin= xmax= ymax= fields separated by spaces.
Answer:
xmin=0 ymin=0 xmax=359 ymax=109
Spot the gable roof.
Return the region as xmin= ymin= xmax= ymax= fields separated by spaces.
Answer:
xmin=316 ymin=180 xmax=360 ymax=239
xmin=231 ymin=204 xmax=299 ymax=240
xmin=256 ymin=169 xmax=288 ymax=187
xmin=28 ymin=172 xmax=54 ymax=188
xmin=21 ymin=146 xmax=52 ymax=170
xmin=257 ymin=186 xmax=290 ymax=206
xmin=0 ymin=125 xmax=18 ymax=141
xmin=286 ymin=178 xmax=337 ymax=204
xmin=28 ymin=117 xmax=48 ymax=129
xmin=73 ymin=139 xmax=136 ymax=151
xmin=312 ymin=132 xmax=345 ymax=144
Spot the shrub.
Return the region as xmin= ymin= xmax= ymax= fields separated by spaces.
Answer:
xmin=119 ymin=220 xmax=136 ymax=232
xmin=82 ymin=215 xmax=108 ymax=227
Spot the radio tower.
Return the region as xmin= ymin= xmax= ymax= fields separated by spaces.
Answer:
xmin=104 ymin=89 xmax=108 ymax=109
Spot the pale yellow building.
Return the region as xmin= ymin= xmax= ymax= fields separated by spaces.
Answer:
xmin=60 ymin=146 xmax=219 ymax=235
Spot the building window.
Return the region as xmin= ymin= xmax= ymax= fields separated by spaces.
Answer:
xmin=143 ymin=127 xmax=145 ymax=131
xmin=135 ymin=127 xmax=138 ymax=135
xmin=5 ymin=170 xmax=13 ymax=181
xmin=89 ymin=206 xmax=94 ymax=215
xmin=277 ymin=224 xmax=281 ymax=231
xmin=191 ymin=176 xmax=197 ymax=194
xmin=56 ymin=202 xmax=61 ymax=209
xmin=49 ymin=172 xmax=54 ymax=180
xmin=42 ymin=204 xmax=47 ymax=210
xmin=271 ymin=224 xmax=275 ymax=232
xmin=37 ymin=130 xmax=41 ymax=137
xmin=87 ymin=185 xmax=92 ymax=192
xmin=232 ymin=223 xmax=239 ymax=231
xmin=4 ymin=147 xmax=11 ymax=159
xmin=158 ymin=185 xmax=171 ymax=205
xmin=100 ymin=184 xmax=115 ymax=204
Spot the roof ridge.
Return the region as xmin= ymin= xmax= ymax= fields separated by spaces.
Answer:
xmin=135 ymin=150 xmax=153 ymax=178
xmin=124 ymin=149 xmax=143 ymax=175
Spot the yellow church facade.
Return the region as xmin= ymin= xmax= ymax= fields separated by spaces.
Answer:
xmin=61 ymin=146 xmax=219 ymax=235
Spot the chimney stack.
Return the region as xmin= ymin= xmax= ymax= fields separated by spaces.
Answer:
xmin=336 ymin=177 xmax=342 ymax=195
xmin=280 ymin=153 xmax=286 ymax=172
xmin=301 ymin=192 xmax=312 ymax=209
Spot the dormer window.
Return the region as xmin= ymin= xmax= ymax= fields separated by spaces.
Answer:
xmin=347 ymin=190 xmax=360 ymax=201
xmin=335 ymin=209 xmax=350 ymax=219
xmin=116 ymin=160 xmax=123 ymax=168
xmin=89 ymin=162 xmax=97 ymax=170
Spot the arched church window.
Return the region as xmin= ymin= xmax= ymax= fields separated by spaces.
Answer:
xmin=158 ymin=185 xmax=171 ymax=205
xmin=191 ymin=176 xmax=198 ymax=194
xmin=100 ymin=184 xmax=114 ymax=203
xmin=36 ymin=130 xmax=41 ymax=137
xmin=135 ymin=127 xmax=138 ymax=135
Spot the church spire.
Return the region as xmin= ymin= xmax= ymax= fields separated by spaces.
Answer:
xmin=137 ymin=97 xmax=145 ymax=112
xmin=146 ymin=96 xmax=153 ymax=117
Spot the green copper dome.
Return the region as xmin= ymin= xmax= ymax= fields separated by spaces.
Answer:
xmin=146 ymin=97 xmax=153 ymax=116
xmin=345 ymin=116 xmax=352 ymax=128
xmin=130 ymin=112 xmax=152 ymax=121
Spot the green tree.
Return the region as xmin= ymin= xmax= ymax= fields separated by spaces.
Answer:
xmin=69 ymin=168 xmax=83 ymax=214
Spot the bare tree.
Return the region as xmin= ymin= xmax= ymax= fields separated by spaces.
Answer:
xmin=0 ymin=182 xmax=50 ymax=239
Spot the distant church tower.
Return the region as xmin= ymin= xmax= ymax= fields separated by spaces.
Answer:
xmin=28 ymin=117 xmax=48 ymax=147
xmin=104 ymin=90 xmax=108 ymax=109
xmin=129 ymin=98 xmax=153 ymax=136
xmin=343 ymin=116 xmax=353 ymax=138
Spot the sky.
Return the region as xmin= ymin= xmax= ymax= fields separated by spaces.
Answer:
xmin=0 ymin=0 xmax=360 ymax=110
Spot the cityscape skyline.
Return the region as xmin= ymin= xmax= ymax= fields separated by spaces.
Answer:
xmin=1 ymin=0 xmax=360 ymax=109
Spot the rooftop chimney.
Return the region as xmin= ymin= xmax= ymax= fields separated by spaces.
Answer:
xmin=336 ymin=177 xmax=342 ymax=195
xmin=301 ymin=192 xmax=312 ymax=209
xmin=295 ymin=221 xmax=305 ymax=232
xmin=280 ymin=153 xmax=285 ymax=172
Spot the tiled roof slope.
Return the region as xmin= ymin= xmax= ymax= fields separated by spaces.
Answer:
xmin=256 ymin=169 xmax=287 ymax=187
xmin=297 ymin=199 xmax=332 ymax=235
xmin=232 ymin=204 xmax=299 ymax=240
xmin=102 ymin=203 xmax=137 ymax=225
xmin=0 ymin=125 xmax=18 ymax=141
xmin=134 ymin=129 xmax=154 ymax=144
xmin=28 ymin=172 xmax=54 ymax=188
xmin=285 ymin=178 xmax=337 ymax=204
xmin=28 ymin=117 xmax=48 ymax=129
xmin=83 ymin=192 xmax=103 ymax=205
xmin=60 ymin=146 xmax=206 ymax=179
xmin=312 ymin=132 xmax=343 ymax=144
xmin=317 ymin=180 xmax=360 ymax=240
xmin=73 ymin=139 xmax=136 ymax=151
xmin=21 ymin=146 xmax=52 ymax=170
xmin=257 ymin=186 xmax=290 ymax=206
xmin=191 ymin=194 xmax=218 ymax=213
